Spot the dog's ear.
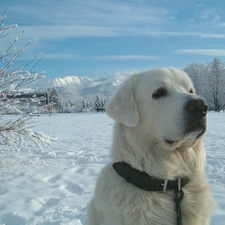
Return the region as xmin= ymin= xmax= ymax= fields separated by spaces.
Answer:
xmin=106 ymin=75 xmax=139 ymax=127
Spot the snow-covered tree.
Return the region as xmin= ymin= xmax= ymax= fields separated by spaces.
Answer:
xmin=94 ymin=96 xmax=102 ymax=112
xmin=48 ymin=87 xmax=61 ymax=113
xmin=207 ymin=58 xmax=225 ymax=111
xmin=184 ymin=61 xmax=225 ymax=111
xmin=81 ymin=99 xmax=88 ymax=112
xmin=0 ymin=10 xmax=52 ymax=152
xmin=184 ymin=63 xmax=206 ymax=96
xmin=93 ymin=96 xmax=107 ymax=112
xmin=64 ymin=101 xmax=71 ymax=113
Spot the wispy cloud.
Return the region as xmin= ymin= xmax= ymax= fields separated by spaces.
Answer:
xmin=18 ymin=26 xmax=122 ymax=39
xmin=39 ymin=53 xmax=74 ymax=60
xmin=4 ymin=1 xmax=225 ymax=41
xmin=19 ymin=53 xmax=159 ymax=61
xmin=90 ymin=55 xmax=159 ymax=61
xmin=6 ymin=0 xmax=169 ymax=27
xmin=10 ymin=26 xmax=225 ymax=41
xmin=219 ymin=23 xmax=225 ymax=27
xmin=175 ymin=49 xmax=225 ymax=56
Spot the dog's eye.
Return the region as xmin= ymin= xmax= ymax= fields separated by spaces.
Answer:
xmin=152 ymin=88 xmax=167 ymax=99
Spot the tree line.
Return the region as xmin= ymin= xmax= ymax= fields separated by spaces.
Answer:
xmin=48 ymin=87 xmax=108 ymax=114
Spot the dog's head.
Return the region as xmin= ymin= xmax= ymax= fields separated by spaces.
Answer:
xmin=106 ymin=68 xmax=208 ymax=150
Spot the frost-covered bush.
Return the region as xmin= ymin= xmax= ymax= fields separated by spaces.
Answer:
xmin=0 ymin=10 xmax=52 ymax=152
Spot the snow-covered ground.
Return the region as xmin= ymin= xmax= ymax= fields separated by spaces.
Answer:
xmin=0 ymin=112 xmax=224 ymax=225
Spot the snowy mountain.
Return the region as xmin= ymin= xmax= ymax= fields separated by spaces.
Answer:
xmin=31 ymin=76 xmax=94 ymax=90
xmin=29 ymin=72 xmax=131 ymax=102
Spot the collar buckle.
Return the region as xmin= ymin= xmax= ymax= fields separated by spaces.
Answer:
xmin=178 ymin=177 xmax=181 ymax=191
xmin=162 ymin=179 xmax=168 ymax=192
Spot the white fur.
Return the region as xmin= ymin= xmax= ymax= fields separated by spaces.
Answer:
xmin=87 ymin=68 xmax=216 ymax=225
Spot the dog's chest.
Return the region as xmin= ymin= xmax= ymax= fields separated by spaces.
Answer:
xmin=105 ymin=171 xmax=212 ymax=225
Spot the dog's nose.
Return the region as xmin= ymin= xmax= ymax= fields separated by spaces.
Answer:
xmin=185 ymin=98 xmax=208 ymax=117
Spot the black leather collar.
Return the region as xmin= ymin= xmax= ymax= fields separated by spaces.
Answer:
xmin=113 ymin=161 xmax=189 ymax=192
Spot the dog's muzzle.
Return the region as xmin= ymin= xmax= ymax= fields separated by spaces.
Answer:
xmin=184 ymin=98 xmax=208 ymax=136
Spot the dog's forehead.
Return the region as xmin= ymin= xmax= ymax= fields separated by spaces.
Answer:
xmin=138 ymin=68 xmax=193 ymax=90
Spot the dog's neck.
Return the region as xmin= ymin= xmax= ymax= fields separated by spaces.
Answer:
xmin=111 ymin=123 xmax=206 ymax=180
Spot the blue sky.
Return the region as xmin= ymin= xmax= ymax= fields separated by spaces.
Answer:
xmin=2 ymin=0 xmax=225 ymax=79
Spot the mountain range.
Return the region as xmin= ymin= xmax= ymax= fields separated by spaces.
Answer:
xmin=29 ymin=71 xmax=132 ymax=103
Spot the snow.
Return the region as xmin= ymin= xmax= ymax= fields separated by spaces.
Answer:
xmin=31 ymin=76 xmax=94 ymax=92
xmin=103 ymin=71 xmax=131 ymax=86
xmin=0 ymin=112 xmax=225 ymax=225
xmin=53 ymin=76 xmax=93 ymax=88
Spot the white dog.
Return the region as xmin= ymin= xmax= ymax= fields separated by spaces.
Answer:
xmin=88 ymin=68 xmax=215 ymax=225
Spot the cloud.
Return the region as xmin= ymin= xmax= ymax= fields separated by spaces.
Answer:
xmin=20 ymin=25 xmax=121 ymax=39
xmin=9 ymin=25 xmax=225 ymax=41
xmin=175 ymin=49 xmax=225 ymax=56
xmin=40 ymin=53 xmax=74 ymax=60
xmin=90 ymin=55 xmax=159 ymax=61
xmin=4 ymin=1 xmax=225 ymax=40
xmin=6 ymin=0 xmax=168 ymax=27
xmin=19 ymin=53 xmax=159 ymax=61
xmin=139 ymin=31 xmax=225 ymax=39
xmin=219 ymin=23 xmax=225 ymax=27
